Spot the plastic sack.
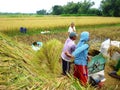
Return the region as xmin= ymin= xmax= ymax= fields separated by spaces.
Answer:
xmin=100 ymin=39 xmax=120 ymax=60
xmin=89 ymin=70 xmax=106 ymax=87
xmin=100 ymin=39 xmax=111 ymax=56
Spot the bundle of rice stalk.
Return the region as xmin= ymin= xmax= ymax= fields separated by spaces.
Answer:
xmin=107 ymin=45 xmax=120 ymax=56
xmin=89 ymin=42 xmax=101 ymax=51
xmin=37 ymin=39 xmax=63 ymax=75
xmin=88 ymin=49 xmax=100 ymax=56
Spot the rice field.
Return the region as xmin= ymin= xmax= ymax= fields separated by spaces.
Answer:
xmin=0 ymin=16 xmax=120 ymax=31
xmin=0 ymin=15 xmax=120 ymax=90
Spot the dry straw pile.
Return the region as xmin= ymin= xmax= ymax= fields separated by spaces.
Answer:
xmin=0 ymin=33 xmax=44 ymax=89
xmin=108 ymin=45 xmax=120 ymax=56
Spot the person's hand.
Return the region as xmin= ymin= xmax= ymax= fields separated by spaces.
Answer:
xmin=65 ymin=51 xmax=73 ymax=58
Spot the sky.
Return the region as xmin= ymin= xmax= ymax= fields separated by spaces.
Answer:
xmin=0 ymin=0 xmax=102 ymax=13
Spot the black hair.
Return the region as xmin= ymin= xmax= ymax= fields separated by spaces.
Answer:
xmin=69 ymin=36 xmax=73 ymax=39
xmin=33 ymin=42 xmax=37 ymax=45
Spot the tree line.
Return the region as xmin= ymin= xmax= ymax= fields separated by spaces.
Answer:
xmin=36 ymin=0 xmax=120 ymax=17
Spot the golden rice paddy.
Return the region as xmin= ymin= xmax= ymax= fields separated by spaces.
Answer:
xmin=0 ymin=16 xmax=120 ymax=31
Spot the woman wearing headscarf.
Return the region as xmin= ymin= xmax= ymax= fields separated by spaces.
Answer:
xmin=72 ymin=31 xmax=90 ymax=86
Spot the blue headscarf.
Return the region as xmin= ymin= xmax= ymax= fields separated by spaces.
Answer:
xmin=76 ymin=31 xmax=89 ymax=48
xmin=72 ymin=31 xmax=90 ymax=65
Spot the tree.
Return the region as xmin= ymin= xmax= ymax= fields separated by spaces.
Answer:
xmin=78 ymin=0 xmax=94 ymax=14
xmin=63 ymin=2 xmax=79 ymax=14
xmin=52 ymin=5 xmax=63 ymax=15
xmin=88 ymin=8 xmax=102 ymax=16
xmin=36 ymin=9 xmax=47 ymax=15
xmin=100 ymin=0 xmax=120 ymax=17
xmin=51 ymin=0 xmax=100 ymax=16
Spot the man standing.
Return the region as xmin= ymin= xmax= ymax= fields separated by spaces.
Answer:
xmin=61 ymin=32 xmax=77 ymax=75
xmin=68 ymin=22 xmax=76 ymax=34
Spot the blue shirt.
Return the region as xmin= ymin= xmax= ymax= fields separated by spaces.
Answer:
xmin=72 ymin=32 xmax=89 ymax=65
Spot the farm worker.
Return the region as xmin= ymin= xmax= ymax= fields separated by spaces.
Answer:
xmin=68 ymin=22 xmax=76 ymax=34
xmin=32 ymin=41 xmax=43 ymax=51
xmin=72 ymin=31 xmax=90 ymax=86
xmin=61 ymin=32 xmax=77 ymax=75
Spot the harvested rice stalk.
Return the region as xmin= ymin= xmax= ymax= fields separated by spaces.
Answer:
xmin=107 ymin=45 xmax=120 ymax=56
xmin=88 ymin=49 xmax=100 ymax=56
